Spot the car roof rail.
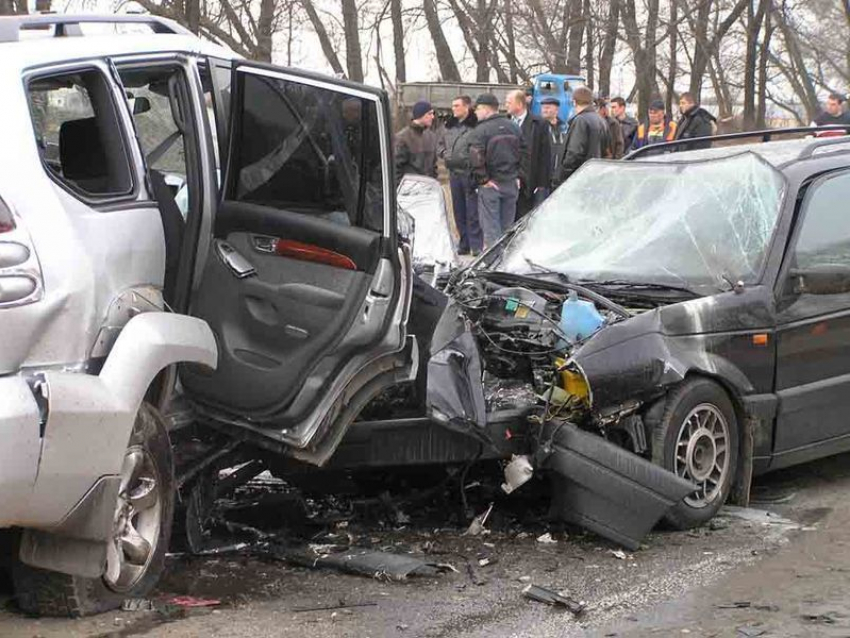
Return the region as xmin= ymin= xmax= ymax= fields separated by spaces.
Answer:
xmin=625 ymin=125 xmax=850 ymax=160
xmin=0 ymin=14 xmax=193 ymax=43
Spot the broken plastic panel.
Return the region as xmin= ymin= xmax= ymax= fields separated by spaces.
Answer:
xmin=536 ymin=421 xmax=694 ymax=550
xmin=397 ymin=175 xmax=457 ymax=280
xmin=496 ymin=153 xmax=786 ymax=293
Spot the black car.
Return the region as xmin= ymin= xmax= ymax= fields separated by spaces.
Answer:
xmin=417 ymin=129 xmax=850 ymax=546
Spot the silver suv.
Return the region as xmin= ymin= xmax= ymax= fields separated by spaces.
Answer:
xmin=0 ymin=14 xmax=413 ymax=616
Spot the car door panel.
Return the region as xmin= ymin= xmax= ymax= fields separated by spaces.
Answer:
xmin=774 ymin=170 xmax=850 ymax=455
xmin=182 ymin=61 xmax=411 ymax=445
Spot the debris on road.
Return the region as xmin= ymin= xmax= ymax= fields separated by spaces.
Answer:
xmin=610 ymin=549 xmax=627 ymax=560
xmin=501 ymin=455 xmax=534 ymax=494
xmin=536 ymin=532 xmax=558 ymax=544
xmin=464 ymin=503 xmax=494 ymax=536
xmin=522 ymin=584 xmax=585 ymax=615
xmin=283 ymin=547 xmax=458 ymax=581
xmin=164 ymin=596 xmax=222 ymax=608
xmin=121 ymin=599 xmax=155 ymax=612
xmin=292 ymin=601 xmax=378 ymax=613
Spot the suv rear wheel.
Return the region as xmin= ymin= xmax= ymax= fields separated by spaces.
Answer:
xmin=13 ymin=403 xmax=174 ymax=617
xmin=649 ymin=378 xmax=738 ymax=530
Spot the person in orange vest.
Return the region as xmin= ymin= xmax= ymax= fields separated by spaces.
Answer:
xmin=633 ymin=99 xmax=677 ymax=149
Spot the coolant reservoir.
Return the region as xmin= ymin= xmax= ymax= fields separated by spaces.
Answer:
xmin=559 ymin=290 xmax=604 ymax=343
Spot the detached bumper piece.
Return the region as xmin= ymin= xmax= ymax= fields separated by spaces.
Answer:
xmin=536 ymin=422 xmax=694 ymax=550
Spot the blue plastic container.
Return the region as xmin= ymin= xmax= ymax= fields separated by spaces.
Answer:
xmin=559 ymin=291 xmax=604 ymax=343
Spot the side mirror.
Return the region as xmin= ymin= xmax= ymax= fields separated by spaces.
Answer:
xmin=789 ymin=264 xmax=850 ymax=295
xmin=132 ymin=96 xmax=152 ymax=116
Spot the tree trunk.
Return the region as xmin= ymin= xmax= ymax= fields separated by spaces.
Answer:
xmin=688 ymin=0 xmax=711 ymax=99
xmin=341 ymin=0 xmax=364 ymax=82
xmin=184 ymin=0 xmax=200 ymax=34
xmin=598 ymin=0 xmax=619 ymax=96
xmin=756 ymin=6 xmax=773 ymax=128
xmin=423 ymin=0 xmax=461 ymax=81
xmin=666 ymin=0 xmax=678 ymax=113
xmin=390 ymin=0 xmax=406 ymax=83
xmin=301 ymin=0 xmax=346 ymax=75
xmin=0 ymin=0 xmax=17 ymax=14
xmin=254 ymin=0 xmax=275 ymax=62
xmin=504 ymin=0 xmax=519 ymax=83
xmin=773 ymin=4 xmax=819 ymax=120
xmin=743 ymin=0 xmax=768 ymax=130
xmin=584 ymin=0 xmax=594 ymax=88
xmin=566 ymin=0 xmax=584 ymax=74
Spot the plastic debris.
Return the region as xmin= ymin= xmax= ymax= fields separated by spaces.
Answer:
xmin=536 ymin=532 xmax=557 ymax=544
xmin=522 ymin=584 xmax=585 ymax=615
xmin=610 ymin=549 xmax=627 ymax=560
xmin=501 ymin=455 xmax=534 ymax=495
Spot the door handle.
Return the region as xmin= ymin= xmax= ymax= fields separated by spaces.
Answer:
xmin=215 ymin=240 xmax=256 ymax=279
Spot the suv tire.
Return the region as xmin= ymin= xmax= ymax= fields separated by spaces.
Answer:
xmin=13 ymin=403 xmax=174 ymax=617
xmin=648 ymin=378 xmax=738 ymax=530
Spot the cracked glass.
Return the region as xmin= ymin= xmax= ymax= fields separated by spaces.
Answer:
xmin=495 ymin=153 xmax=786 ymax=292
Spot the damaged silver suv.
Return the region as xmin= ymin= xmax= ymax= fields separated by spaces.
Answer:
xmin=0 ymin=14 xmax=413 ymax=616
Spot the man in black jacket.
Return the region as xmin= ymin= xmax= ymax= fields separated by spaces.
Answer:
xmin=674 ymin=93 xmax=716 ymax=150
xmin=611 ymin=97 xmax=638 ymax=152
xmin=440 ymin=95 xmax=481 ymax=255
xmin=541 ymin=97 xmax=566 ymax=190
xmin=468 ymin=93 xmax=524 ymax=248
xmin=813 ymin=92 xmax=850 ymax=130
xmin=506 ymin=89 xmax=551 ymax=217
xmin=394 ymin=100 xmax=438 ymax=186
xmin=556 ymin=86 xmax=607 ymax=186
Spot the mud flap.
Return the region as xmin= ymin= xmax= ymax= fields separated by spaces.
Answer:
xmin=535 ymin=422 xmax=694 ymax=550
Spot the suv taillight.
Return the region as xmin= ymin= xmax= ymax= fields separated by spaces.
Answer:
xmin=0 ymin=197 xmax=15 ymax=233
xmin=0 ymin=195 xmax=43 ymax=307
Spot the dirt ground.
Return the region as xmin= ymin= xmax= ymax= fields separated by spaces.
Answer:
xmin=1 ymin=452 xmax=849 ymax=638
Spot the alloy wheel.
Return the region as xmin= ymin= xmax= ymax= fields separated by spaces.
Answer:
xmin=673 ymin=403 xmax=730 ymax=509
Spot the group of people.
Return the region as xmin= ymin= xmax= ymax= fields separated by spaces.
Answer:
xmin=392 ymin=87 xmax=717 ymax=255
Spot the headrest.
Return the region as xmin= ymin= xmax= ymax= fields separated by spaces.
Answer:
xmin=59 ymin=117 xmax=107 ymax=182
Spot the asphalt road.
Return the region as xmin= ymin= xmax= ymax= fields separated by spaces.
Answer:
xmin=1 ymin=452 xmax=848 ymax=638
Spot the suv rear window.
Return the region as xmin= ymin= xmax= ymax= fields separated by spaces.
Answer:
xmin=28 ymin=69 xmax=133 ymax=199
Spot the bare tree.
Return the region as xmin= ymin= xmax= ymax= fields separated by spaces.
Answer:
xmin=390 ymin=0 xmax=406 ymax=83
xmin=423 ymin=0 xmax=462 ymax=81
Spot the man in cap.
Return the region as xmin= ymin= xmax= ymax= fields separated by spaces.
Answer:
xmin=394 ymin=100 xmax=438 ymax=186
xmin=467 ymin=93 xmax=524 ymax=248
xmin=555 ymin=86 xmax=607 ymax=186
xmin=506 ymin=89 xmax=552 ymax=216
xmin=540 ymin=96 xmax=566 ymax=191
xmin=633 ymin=99 xmax=677 ymax=149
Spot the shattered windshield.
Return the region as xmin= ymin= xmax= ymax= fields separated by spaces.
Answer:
xmin=493 ymin=153 xmax=786 ymax=292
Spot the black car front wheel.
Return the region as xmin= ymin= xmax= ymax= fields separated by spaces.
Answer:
xmin=649 ymin=378 xmax=739 ymax=530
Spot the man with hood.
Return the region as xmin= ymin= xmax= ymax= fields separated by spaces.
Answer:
xmin=674 ymin=93 xmax=717 ymax=150
xmin=440 ymin=95 xmax=481 ymax=255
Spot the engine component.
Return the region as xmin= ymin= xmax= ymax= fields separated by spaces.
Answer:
xmin=559 ymin=290 xmax=605 ymax=343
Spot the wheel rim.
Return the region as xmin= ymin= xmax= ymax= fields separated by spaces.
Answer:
xmin=104 ymin=445 xmax=162 ymax=592
xmin=673 ymin=403 xmax=730 ymax=509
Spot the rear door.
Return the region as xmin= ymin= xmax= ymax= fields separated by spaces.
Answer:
xmin=182 ymin=62 xmax=413 ymax=462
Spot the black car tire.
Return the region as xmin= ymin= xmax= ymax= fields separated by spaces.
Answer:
xmin=648 ymin=378 xmax=738 ymax=530
xmin=13 ymin=403 xmax=175 ymax=617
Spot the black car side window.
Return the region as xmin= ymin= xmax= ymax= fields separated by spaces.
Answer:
xmin=794 ymin=173 xmax=850 ymax=272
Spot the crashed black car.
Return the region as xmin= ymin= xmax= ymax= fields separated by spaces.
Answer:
xmin=183 ymin=130 xmax=850 ymax=552
xmin=385 ymin=131 xmax=850 ymax=547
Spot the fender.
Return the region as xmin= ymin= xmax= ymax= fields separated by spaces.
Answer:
xmin=15 ymin=312 xmax=217 ymax=529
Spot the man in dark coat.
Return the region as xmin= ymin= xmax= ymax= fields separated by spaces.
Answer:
xmin=596 ymin=97 xmax=625 ymax=159
xmin=394 ymin=100 xmax=438 ymax=186
xmin=541 ymin=96 xmax=566 ymax=191
xmin=506 ymin=89 xmax=551 ymax=217
xmin=555 ymin=86 xmax=607 ymax=186
xmin=611 ymin=97 xmax=638 ymax=152
xmin=467 ymin=93 xmax=524 ymax=248
xmin=439 ymin=95 xmax=481 ymax=255
xmin=674 ymin=92 xmax=717 ymax=150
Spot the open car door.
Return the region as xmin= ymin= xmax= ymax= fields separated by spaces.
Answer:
xmin=182 ymin=62 xmax=414 ymax=465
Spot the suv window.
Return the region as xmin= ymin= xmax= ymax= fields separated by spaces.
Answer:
xmin=28 ymin=69 xmax=133 ymax=198
xmin=795 ymin=172 xmax=850 ymax=271
xmin=230 ymin=73 xmax=384 ymax=232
